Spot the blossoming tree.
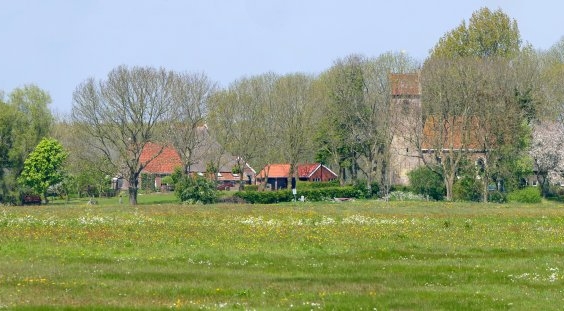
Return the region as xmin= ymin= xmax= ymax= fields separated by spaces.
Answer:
xmin=529 ymin=122 xmax=564 ymax=196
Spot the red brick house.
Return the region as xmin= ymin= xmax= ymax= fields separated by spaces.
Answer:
xmin=297 ymin=163 xmax=338 ymax=182
xmin=139 ymin=142 xmax=256 ymax=190
xmin=256 ymin=163 xmax=338 ymax=190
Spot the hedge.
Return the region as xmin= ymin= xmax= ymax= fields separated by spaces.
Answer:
xmin=234 ymin=189 xmax=293 ymax=204
xmin=234 ymin=186 xmax=362 ymax=204
xmin=296 ymin=180 xmax=340 ymax=190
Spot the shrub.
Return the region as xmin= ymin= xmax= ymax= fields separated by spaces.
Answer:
xmin=545 ymin=185 xmax=564 ymax=201
xmin=161 ymin=175 xmax=174 ymax=186
xmin=453 ymin=177 xmax=481 ymax=202
xmin=244 ymin=185 xmax=259 ymax=192
xmin=389 ymin=185 xmax=410 ymax=192
xmin=488 ymin=190 xmax=507 ymax=203
xmin=407 ymin=166 xmax=445 ymax=201
xmin=141 ymin=173 xmax=156 ymax=193
xmin=352 ymin=180 xmax=379 ymax=199
xmin=384 ymin=191 xmax=428 ymax=201
xmin=175 ymin=176 xmax=218 ymax=204
xmin=507 ymin=187 xmax=542 ymax=203
xmin=0 ymin=192 xmax=18 ymax=205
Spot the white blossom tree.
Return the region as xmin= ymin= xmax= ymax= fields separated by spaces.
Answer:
xmin=529 ymin=122 xmax=564 ymax=196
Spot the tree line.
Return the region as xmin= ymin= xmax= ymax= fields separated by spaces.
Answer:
xmin=2 ymin=7 xmax=564 ymax=205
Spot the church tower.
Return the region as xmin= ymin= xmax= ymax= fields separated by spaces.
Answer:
xmin=389 ymin=72 xmax=422 ymax=185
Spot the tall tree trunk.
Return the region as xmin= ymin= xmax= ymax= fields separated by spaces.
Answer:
xmin=366 ymin=152 xmax=374 ymax=194
xmin=43 ymin=191 xmax=49 ymax=205
xmin=380 ymin=157 xmax=389 ymax=198
xmin=538 ymin=173 xmax=549 ymax=198
xmin=238 ymin=162 xmax=245 ymax=191
xmin=445 ymin=173 xmax=455 ymax=201
xmin=184 ymin=163 xmax=192 ymax=175
xmin=481 ymin=173 xmax=489 ymax=203
xmin=128 ymin=172 xmax=139 ymax=205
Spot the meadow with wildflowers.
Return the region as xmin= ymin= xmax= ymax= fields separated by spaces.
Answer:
xmin=0 ymin=199 xmax=564 ymax=310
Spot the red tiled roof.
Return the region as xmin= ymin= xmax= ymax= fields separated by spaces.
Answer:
xmin=140 ymin=143 xmax=182 ymax=174
xmin=390 ymin=73 xmax=420 ymax=96
xmin=297 ymin=163 xmax=321 ymax=178
xmin=256 ymin=164 xmax=290 ymax=178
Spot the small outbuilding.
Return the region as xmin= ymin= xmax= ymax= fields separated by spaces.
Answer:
xmin=256 ymin=163 xmax=338 ymax=190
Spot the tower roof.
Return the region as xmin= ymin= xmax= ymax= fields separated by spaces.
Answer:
xmin=390 ymin=73 xmax=421 ymax=96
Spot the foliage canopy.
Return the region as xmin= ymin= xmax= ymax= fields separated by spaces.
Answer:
xmin=18 ymin=137 xmax=67 ymax=203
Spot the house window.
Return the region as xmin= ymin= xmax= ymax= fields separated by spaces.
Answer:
xmin=476 ymin=158 xmax=485 ymax=174
xmin=532 ymin=179 xmax=538 ymax=187
xmin=313 ymin=178 xmax=321 ymax=182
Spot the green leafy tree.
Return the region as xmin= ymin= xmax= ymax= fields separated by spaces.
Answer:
xmin=18 ymin=138 xmax=68 ymax=204
xmin=430 ymin=7 xmax=521 ymax=59
xmin=0 ymin=99 xmax=18 ymax=202
xmin=0 ymin=86 xmax=53 ymax=203
xmin=422 ymin=8 xmax=538 ymax=201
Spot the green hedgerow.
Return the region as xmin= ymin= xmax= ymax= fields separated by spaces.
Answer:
xmin=507 ymin=187 xmax=542 ymax=203
xmin=234 ymin=186 xmax=362 ymax=204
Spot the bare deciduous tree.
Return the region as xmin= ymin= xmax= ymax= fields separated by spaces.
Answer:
xmin=207 ymin=74 xmax=277 ymax=190
xmin=419 ymin=57 xmax=479 ymax=201
xmin=71 ymin=65 xmax=174 ymax=205
xmin=271 ymin=73 xmax=318 ymax=187
xmin=321 ymin=52 xmax=419 ymax=192
xmin=168 ymin=72 xmax=217 ymax=174
xmin=420 ymin=55 xmax=536 ymax=201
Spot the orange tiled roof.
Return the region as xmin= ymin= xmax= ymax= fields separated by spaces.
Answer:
xmin=257 ymin=163 xmax=338 ymax=179
xmin=256 ymin=164 xmax=290 ymax=178
xmin=140 ymin=143 xmax=183 ymax=174
xmin=390 ymin=73 xmax=420 ymax=96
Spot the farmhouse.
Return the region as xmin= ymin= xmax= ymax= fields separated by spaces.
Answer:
xmin=139 ymin=142 xmax=256 ymax=190
xmin=256 ymin=163 xmax=338 ymax=190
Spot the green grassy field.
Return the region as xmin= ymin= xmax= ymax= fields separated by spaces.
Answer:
xmin=1 ymin=197 xmax=564 ymax=310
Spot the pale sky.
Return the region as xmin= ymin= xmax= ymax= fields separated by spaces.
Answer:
xmin=1 ymin=0 xmax=563 ymax=115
